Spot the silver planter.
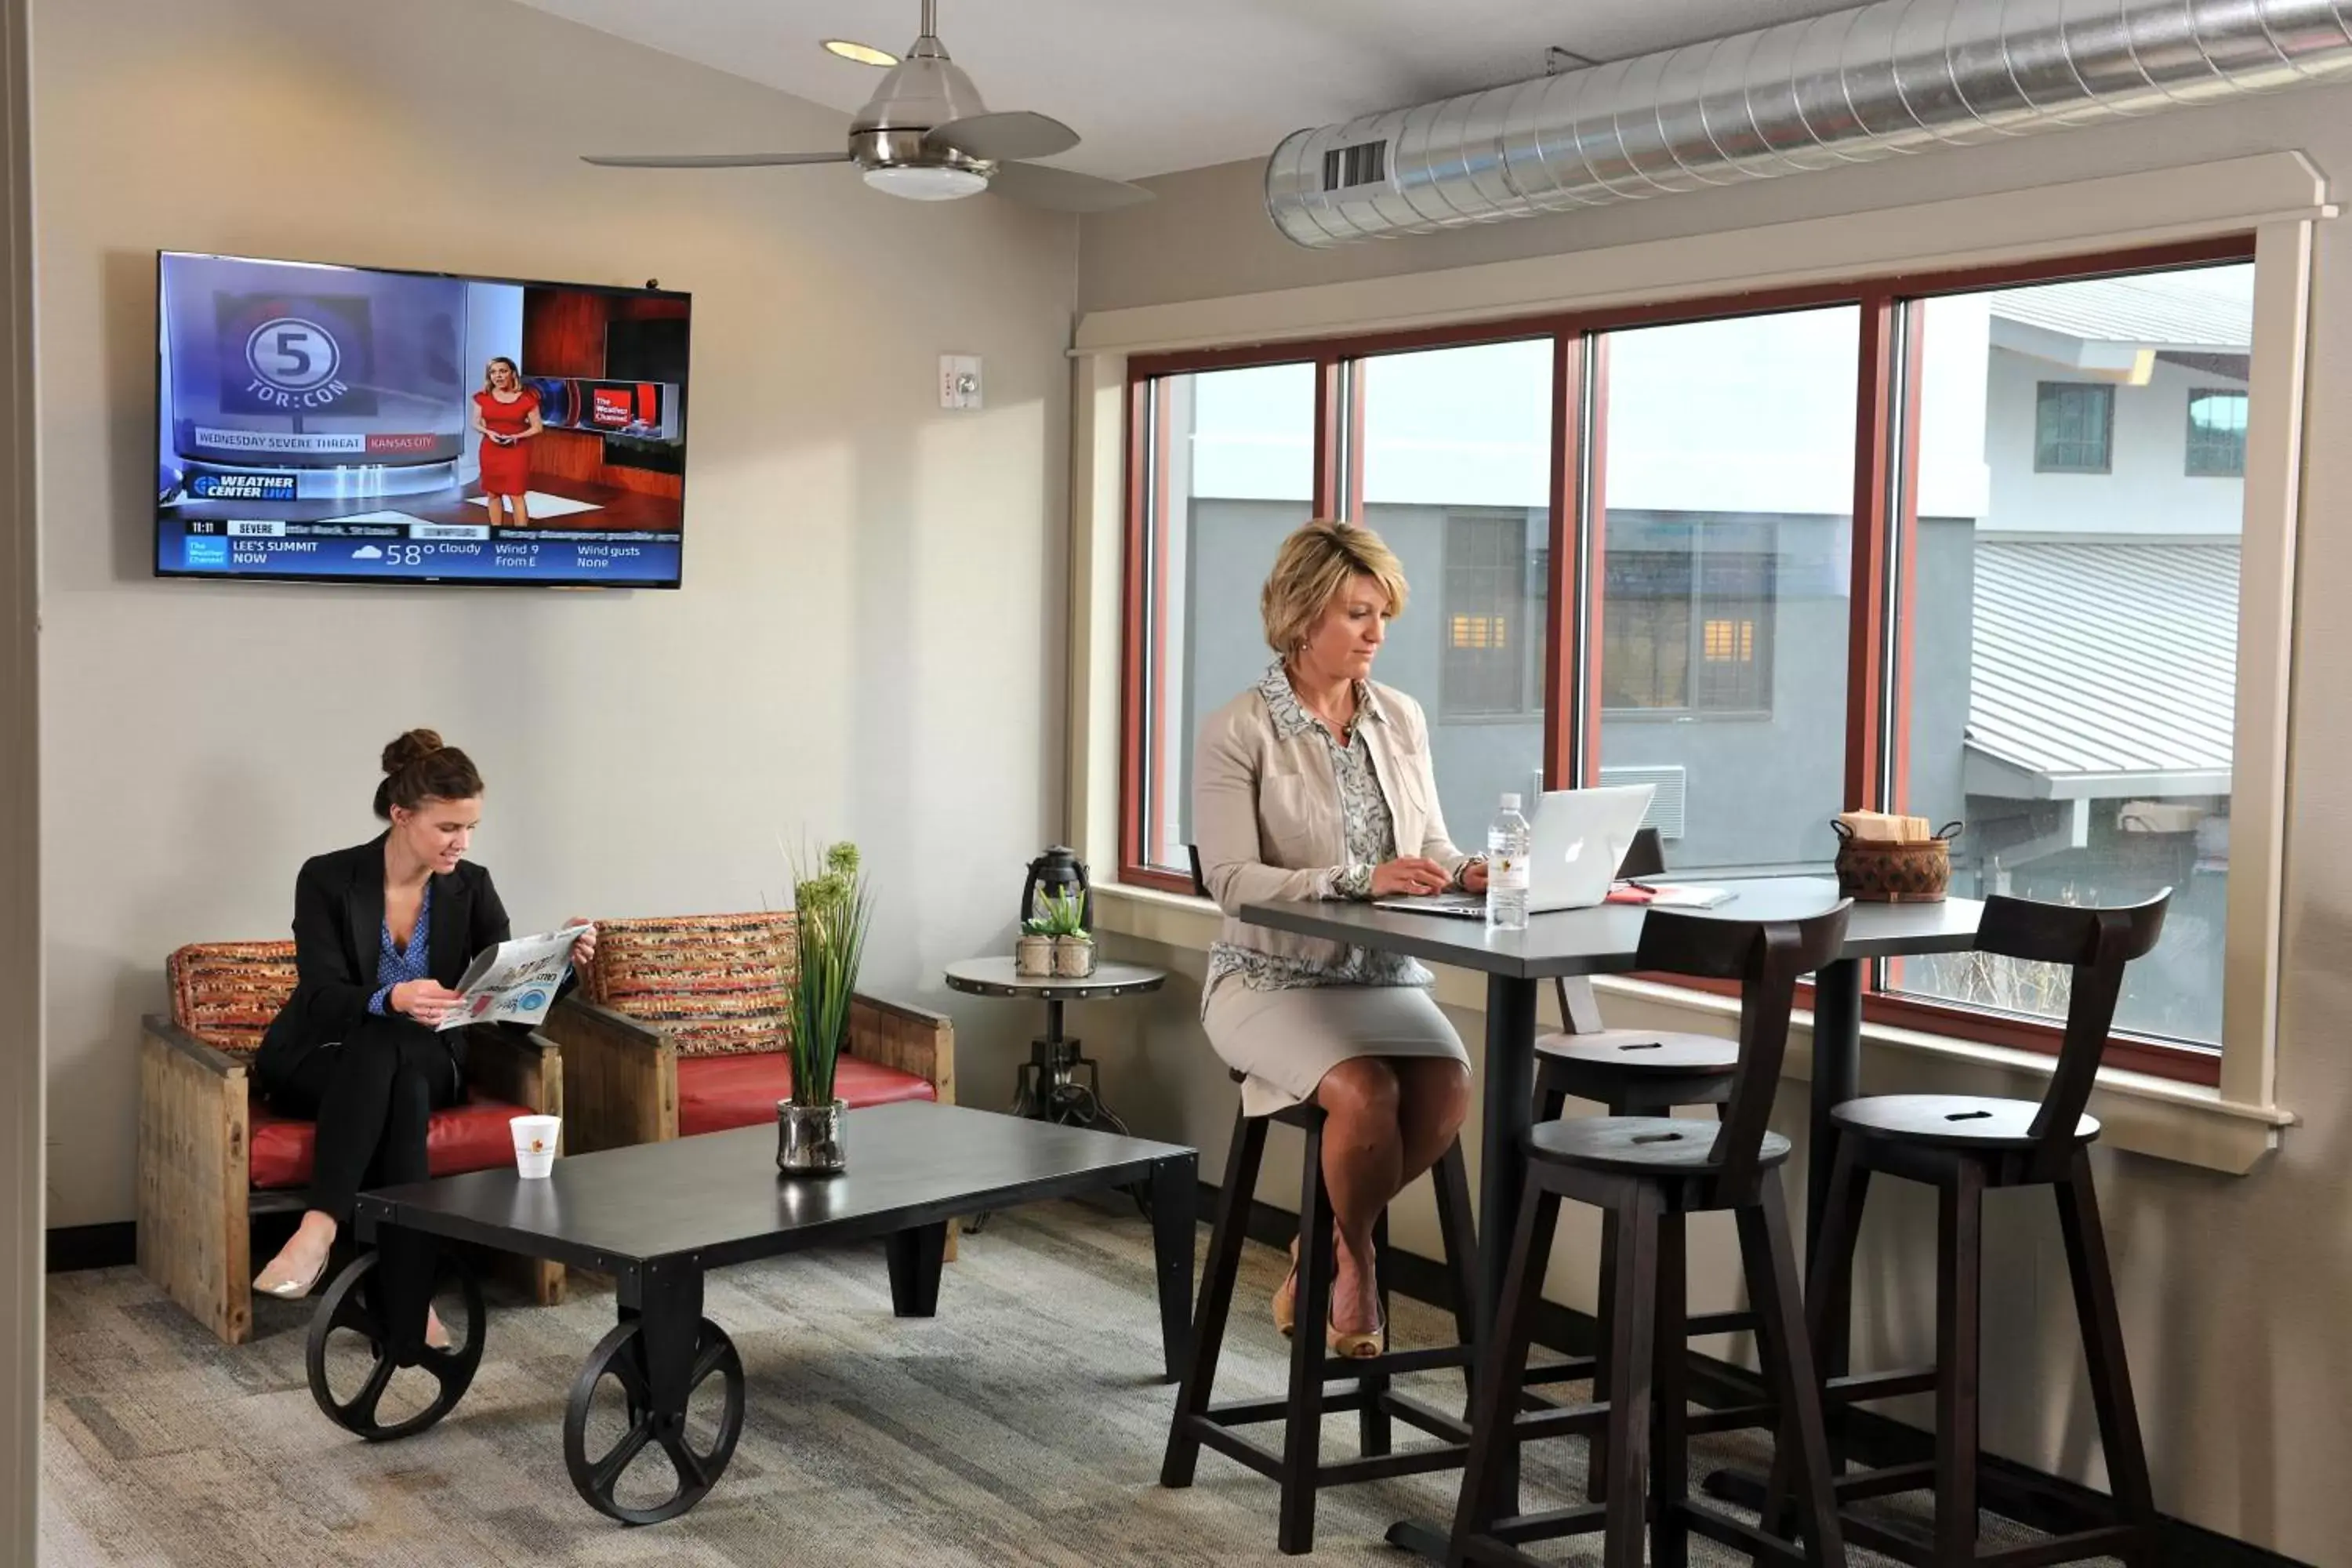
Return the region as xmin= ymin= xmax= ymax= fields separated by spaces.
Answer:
xmin=775 ymin=1098 xmax=848 ymax=1176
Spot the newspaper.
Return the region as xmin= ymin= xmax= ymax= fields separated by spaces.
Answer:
xmin=437 ymin=924 xmax=592 ymax=1033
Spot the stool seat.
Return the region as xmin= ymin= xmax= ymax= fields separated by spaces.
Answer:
xmin=1530 ymin=1115 xmax=1791 ymax=1174
xmin=1534 ymin=1027 xmax=1739 ymax=1076
xmin=1831 ymin=1093 xmax=2099 ymax=1150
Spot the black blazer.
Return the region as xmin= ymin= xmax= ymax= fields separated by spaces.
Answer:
xmin=255 ymin=832 xmax=520 ymax=1091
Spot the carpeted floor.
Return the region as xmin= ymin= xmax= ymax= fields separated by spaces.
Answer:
xmin=43 ymin=1199 xmax=2111 ymax=1566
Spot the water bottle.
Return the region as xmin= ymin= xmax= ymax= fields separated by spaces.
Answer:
xmin=1486 ymin=793 xmax=1531 ymax=931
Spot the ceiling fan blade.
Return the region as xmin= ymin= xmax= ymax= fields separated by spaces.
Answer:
xmin=988 ymin=160 xmax=1154 ymax=214
xmin=927 ymin=110 xmax=1080 ymax=162
xmin=581 ymin=151 xmax=854 ymax=169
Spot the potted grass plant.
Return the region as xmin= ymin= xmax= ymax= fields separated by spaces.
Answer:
xmin=777 ymin=840 xmax=874 ymax=1176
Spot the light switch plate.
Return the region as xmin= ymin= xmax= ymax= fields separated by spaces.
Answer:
xmin=939 ymin=354 xmax=983 ymax=410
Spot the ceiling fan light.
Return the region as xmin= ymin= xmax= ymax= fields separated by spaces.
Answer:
xmin=822 ymin=38 xmax=898 ymax=67
xmin=862 ymin=164 xmax=989 ymax=201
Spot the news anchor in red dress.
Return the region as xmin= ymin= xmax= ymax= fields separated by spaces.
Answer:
xmin=470 ymin=355 xmax=543 ymax=527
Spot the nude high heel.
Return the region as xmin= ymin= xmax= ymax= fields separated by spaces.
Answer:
xmin=1272 ymin=1236 xmax=1300 ymax=1338
xmin=1327 ymin=1305 xmax=1386 ymax=1360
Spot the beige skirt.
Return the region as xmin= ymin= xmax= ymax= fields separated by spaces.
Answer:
xmin=1202 ymin=977 xmax=1471 ymax=1118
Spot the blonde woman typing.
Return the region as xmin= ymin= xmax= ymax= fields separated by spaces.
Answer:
xmin=1194 ymin=520 xmax=1485 ymax=1359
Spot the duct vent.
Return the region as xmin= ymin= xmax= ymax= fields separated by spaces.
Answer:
xmin=1319 ymin=139 xmax=1388 ymax=194
xmin=1266 ymin=0 xmax=2352 ymax=248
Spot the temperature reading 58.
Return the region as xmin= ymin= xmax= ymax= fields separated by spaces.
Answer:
xmin=380 ymin=545 xmax=426 ymax=567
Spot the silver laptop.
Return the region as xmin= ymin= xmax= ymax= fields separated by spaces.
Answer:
xmin=1374 ymin=784 xmax=1658 ymax=919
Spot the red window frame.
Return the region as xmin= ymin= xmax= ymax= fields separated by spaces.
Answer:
xmin=1118 ymin=234 xmax=2257 ymax=1083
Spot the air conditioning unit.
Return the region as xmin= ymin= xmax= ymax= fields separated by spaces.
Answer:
xmin=1598 ymin=765 xmax=1687 ymax=840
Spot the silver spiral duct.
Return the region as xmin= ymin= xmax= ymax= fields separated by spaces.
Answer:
xmin=1265 ymin=0 xmax=2352 ymax=248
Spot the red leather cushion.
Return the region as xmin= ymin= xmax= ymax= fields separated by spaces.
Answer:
xmin=249 ymin=1093 xmax=534 ymax=1191
xmin=676 ymin=1051 xmax=935 ymax=1139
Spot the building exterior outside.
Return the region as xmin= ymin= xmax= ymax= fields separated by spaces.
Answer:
xmin=1156 ymin=264 xmax=2250 ymax=1045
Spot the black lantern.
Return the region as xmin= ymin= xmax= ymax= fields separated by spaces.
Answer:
xmin=1021 ymin=847 xmax=1091 ymax=931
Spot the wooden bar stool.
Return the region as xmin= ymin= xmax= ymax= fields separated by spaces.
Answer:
xmin=1530 ymin=828 xmax=1763 ymax=1494
xmin=1159 ymin=1069 xmax=1484 ymax=1555
xmin=1450 ymin=901 xmax=1853 ymax=1568
xmin=1780 ymin=890 xmax=2170 ymax=1568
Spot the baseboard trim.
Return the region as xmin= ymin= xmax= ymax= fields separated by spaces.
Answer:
xmin=45 ymin=1221 xmax=135 ymax=1274
xmin=1205 ymin=1180 xmax=2310 ymax=1568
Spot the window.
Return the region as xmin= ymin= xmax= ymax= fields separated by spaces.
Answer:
xmin=1120 ymin=240 xmax=2264 ymax=1084
xmin=2187 ymin=388 xmax=2249 ymax=476
xmin=1131 ymin=362 xmax=1316 ymax=875
xmin=1597 ymin=308 xmax=1856 ymax=874
xmin=1357 ymin=339 xmax=1552 ymax=835
xmin=1900 ymin=263 xmax=2252 ymax=1051
xmin=2034 ymin=381 xmax=2114 ymax=472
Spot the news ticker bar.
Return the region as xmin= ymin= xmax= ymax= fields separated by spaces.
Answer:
xmin=180 ymin=519 xmax=680 ymax=545
xmin=165 ymin=527 xmax=683 ymax=583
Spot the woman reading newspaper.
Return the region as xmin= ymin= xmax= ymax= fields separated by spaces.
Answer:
xmin=248 ymin=729 xmax=597 ymax=1344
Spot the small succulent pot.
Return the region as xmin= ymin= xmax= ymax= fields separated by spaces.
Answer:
xmin=776 ymin=1098 xmax=848 ymax=1176
xmin=1014 ymin=932 xmax=1054 ymax=977
xmin=1052 ymin=935 xmax=1097 ymax=978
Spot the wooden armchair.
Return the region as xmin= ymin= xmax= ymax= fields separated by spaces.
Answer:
xmin=543 ymin=910 xmax=956 ymax=1251
xmin=136 ymin=942 xmax=566 ymax=1345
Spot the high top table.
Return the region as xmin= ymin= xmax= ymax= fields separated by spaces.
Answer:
xmin=1240 ymin=877 xmax=1981 ymax=1546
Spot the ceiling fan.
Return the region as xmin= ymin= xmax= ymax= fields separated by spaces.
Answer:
xmin=583 ymin=0 xmax=1152 ymax=214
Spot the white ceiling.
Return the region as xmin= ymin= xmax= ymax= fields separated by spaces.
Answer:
xmin=513 ymin=0 xmax=1863 ymax=182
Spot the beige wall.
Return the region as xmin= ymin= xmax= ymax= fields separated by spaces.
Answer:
xmin=33 ymin=0 xmax=1079 ymax=1230
xmin=3 ymin=0 xmax=38 ymax=1555
xmin=1076 ymin=95 xmax=2352 ymax=1560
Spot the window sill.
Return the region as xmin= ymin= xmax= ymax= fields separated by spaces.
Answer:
xmin=1092 ymin=880 xmax=2293 ymax=1176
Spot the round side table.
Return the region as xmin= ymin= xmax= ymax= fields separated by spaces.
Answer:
xmin=942 ymin=956 xmax=1167 ymax=1137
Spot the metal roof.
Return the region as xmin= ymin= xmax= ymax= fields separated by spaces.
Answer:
xmin=1965 ymin=541 xmax=2238 ymax=800
xmin=1988 ymin=272 xmax=2252 ymax=354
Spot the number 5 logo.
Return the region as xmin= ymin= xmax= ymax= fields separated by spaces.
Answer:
xmin=245 ymin=317 xmax=340 ymax=394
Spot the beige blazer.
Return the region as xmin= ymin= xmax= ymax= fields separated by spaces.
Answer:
xmin=1193 ymin=676 xmax=1475 ymax=970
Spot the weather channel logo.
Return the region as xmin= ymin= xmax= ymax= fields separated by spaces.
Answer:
xmin=190 ymin=473 xmax=297 ymax=503
xmin=243 ymin=317 xmax=348 ymax=410
xmin=183 ymin=536 xmax=230 ymax=568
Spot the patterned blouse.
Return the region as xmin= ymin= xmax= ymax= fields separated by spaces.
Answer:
xmin=1205 ymin=662 xmax=1438 ymax=1000
xmin=365 ymin=877 xmax=434 ymax=1017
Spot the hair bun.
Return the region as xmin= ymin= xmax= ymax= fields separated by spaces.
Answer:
xmin=380 ymin=728 xmax=445 ymax=776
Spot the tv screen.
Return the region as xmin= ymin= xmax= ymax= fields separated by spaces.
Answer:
xmin=154 ymin=252 xmax=691 ymax=587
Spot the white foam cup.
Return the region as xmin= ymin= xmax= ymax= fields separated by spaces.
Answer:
xmin=510 ymin=1114 xmax=561 ymax=1178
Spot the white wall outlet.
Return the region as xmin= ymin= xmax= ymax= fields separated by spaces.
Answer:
xmin=939 ymin=354 xmax=983 ymax=410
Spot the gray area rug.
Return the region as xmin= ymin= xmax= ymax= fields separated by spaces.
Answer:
xmin=44 ymin=1197 xmax=2109 ymax=1565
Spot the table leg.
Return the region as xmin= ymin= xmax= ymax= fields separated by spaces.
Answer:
xmin=885 ymin=1222 xmax=949 ymax=1317
xmin=1385 ymin=979 xmax=1539 ymax=1568
xmin=1148 ymin=1154 xmax=1198 ymax=1383
xmin=1476 ymin=976 xmax=1538 ymax=1342
xmin=1475 ymin=975 xmax=1538 ymax=1500
xmin=1808 ymin=957 xmax=1864 ymax=1282
xmin=636 ymin=1260 xmax=706 ymax=1429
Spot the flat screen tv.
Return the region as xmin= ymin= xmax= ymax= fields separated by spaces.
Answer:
xmin=154 ymin=251 xmax=691 ymax=587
